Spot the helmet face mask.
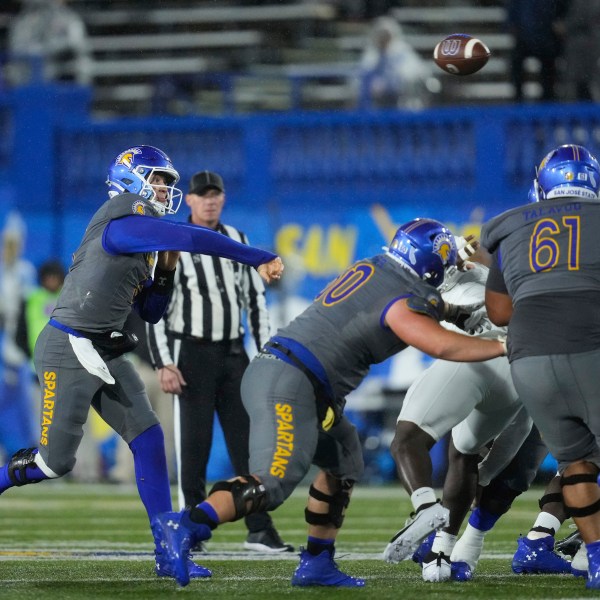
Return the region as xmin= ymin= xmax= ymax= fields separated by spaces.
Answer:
xmin=528 ymin=181 xmax=541 ymax=203
xmin=535 ymin=144 xmax=600 ymax=201
xmin=385 ymin=218 xmax=458 ymax=287
xmin=106 ymin=145 xmax=183 ymax=216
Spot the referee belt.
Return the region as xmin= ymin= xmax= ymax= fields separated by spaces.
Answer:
xmin=170 ymin=334 xmax=244 ymax=352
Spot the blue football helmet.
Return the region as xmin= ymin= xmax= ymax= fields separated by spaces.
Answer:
xmin=385 ymin=218 xmax=458 ymax=287
xmin=535 ymin=144 xmax=600 ymax=201
xmin=106 ymin=145 xmax=183 ymax=216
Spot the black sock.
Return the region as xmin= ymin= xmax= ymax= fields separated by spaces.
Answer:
xmin=189 ymin=501 xmax=219 ymax=530
xmin=307 ymin=535 xmax=334 ymax=557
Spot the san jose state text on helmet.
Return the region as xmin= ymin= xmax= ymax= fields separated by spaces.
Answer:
xmin=535 ymin=144 xmax=600 ymax=201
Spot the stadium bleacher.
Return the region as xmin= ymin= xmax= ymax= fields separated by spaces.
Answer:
xmin=1 ymin=0 xmax=543 ymax=116
xmin=0 ymin=1 xmax=593 ymax=493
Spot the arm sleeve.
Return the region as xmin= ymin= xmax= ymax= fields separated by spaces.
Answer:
xmin=102 ymin=215 xmax=277 ymax=268
xmin=132 ymin=267 xmax=175 ymax=324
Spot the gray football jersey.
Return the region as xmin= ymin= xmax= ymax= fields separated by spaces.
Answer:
xmin=52 ymin=193 xmax=159 ymax=333
xmin=276 ymin=253 xmax=443 ymax=399
xmin=482 ymin=197 xmax=600 ymax=358
xmin=482 ymin=197 xmax=600 ymax=302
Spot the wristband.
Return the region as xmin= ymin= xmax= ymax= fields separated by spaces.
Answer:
xmin=152 ymin=266 xmax=176 ymax=294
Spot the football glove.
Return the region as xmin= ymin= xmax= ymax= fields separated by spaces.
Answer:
xmin=443 ymin=301 xmax=483 ymax=325
xmin=463 ymin=306 xmax=491 ymax=334
xmin=455 ymin=235 xmax=479 ymax=270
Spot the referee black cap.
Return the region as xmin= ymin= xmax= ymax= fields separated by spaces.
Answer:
xmin=188 ymin=171 xmax=224 ymax=195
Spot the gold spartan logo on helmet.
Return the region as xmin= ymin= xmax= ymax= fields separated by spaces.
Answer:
xmin=117 ymin=152 xmax=134 ymax=168
xmin=433 ymin=234 xmax=453 ymax=265
xmin=565 ymin=171 xmax=575 ymax=181
xmin=116 ymin=147 xmax=141 ymax=168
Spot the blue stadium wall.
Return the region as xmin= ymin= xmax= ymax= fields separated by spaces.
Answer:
xmin=3 ymin=83 xmax=600 ymax=302
xmin=2 ymin=83 xmax=591 ymax=481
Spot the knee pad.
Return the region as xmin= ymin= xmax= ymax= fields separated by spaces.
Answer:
xmin=561 ymin=469 xmax=600 ymax=518
xmin=209 ymin=475 xmax=268 ymax=520
xmin=305 ymin=480 xmax=353 ymax=529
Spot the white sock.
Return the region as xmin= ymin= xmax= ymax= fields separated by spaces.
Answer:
xmin=431 ymin=531 xmax=456 ymax=557
xmin=451 ymin=524 xmax=486 ymax=568
xmin=411 ymin=487 xmax=437 ymax=512
xmin=572 ymin=543 xmax=588 ymax=573
xmin=527 ymin=512 xmax=561 ymax=540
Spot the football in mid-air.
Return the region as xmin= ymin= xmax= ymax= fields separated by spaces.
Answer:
xmin=433 ymin=34 xmax=490 ymax=76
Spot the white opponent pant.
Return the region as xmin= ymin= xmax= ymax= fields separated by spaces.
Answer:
xmin=398 ymin=355 xmax=529 ymax=455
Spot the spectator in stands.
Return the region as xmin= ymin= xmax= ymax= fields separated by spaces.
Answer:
xmin=7 ymin=0 xmax=92 ymax=86
xmin=0 ymin=212 xmax=37 ymax=460
xmin=506 ymin=0 xmax=568 ymax=102
xmin=338 ymin=0 xmax=403 ymax=20
xmin=356 ymin=16 xmax=434 ymax=110
xmin=15 ymin=259 xmax=66 ymax=361
xmin=562 ymin=0 xmax=600 ymax=102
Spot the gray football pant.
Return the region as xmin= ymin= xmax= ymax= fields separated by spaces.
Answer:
xmin=510 ymin=348 xmax=600 ymax=473
xmin=33 ymin=324 xmax=159 ymax=476
xmin=241 ymin=354 xmax=364 ymax=510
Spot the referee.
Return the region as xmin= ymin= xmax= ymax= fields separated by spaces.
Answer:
xmin=147 ymin=171 xmax=292 ymax=553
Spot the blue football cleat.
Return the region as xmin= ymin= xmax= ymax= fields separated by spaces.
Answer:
xmin=586 ymin=540 xmax=600 ymax=589
xmin=151 ymin=511 xmax=201 ymax=587
xmin=412 ymin=532 xmax=435 ymax=565
xmin=291 ymin=549 xmax=366 ymax=587
xmin=451 ymin=560 xmax=473 ymax=581
xmin=155 ymin=551 xmax=212 ymax=580
xmin=512 ymin=536 xmax=571 ymax=574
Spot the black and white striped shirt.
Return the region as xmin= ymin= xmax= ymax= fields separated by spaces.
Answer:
xmin=147 ymin=223 xmax=271 ymax=368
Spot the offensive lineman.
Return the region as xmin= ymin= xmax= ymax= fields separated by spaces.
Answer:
xmin=482 ymin=143 xmax=600 ymax=591
xmin=150 ymin=217 xmax=508 ymax=587
xmin=444 ymin=183 xmax=572 ymax=580
xmin=0 ymin=145 xmax=283 ymax=581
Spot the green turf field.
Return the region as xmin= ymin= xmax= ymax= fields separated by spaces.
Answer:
xmin=0 ymin=482 xmax=588 ymax=599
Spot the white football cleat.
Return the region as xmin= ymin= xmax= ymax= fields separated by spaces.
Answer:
xmin=422 ymin=552 xmax=451 ymax=582
xmin=383 ymin=502 xmax=450 ymax=564
xmin=572 ymin=543 xmax=588 ymax=578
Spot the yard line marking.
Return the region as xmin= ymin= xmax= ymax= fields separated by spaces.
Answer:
xmin=0 ymin=550 xmax=516 ymax=561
